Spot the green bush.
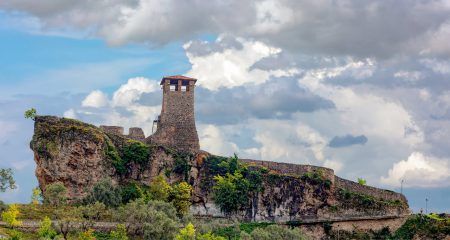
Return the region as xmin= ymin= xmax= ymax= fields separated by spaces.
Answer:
xmin=110 ymin=224 xmax=129 ymax=240
xmin=169 ymin=182 xmax=192 ymax=217
xmin=83 ymin=178 xmax=122 ymax=207
xmin=120 ymin=182 xmax=144 ymax=204
xmin=105 ymin=139 xmax=125 ymax=175
xmin=122 ymin=140 xmax=150 ymax=166
xmin=213 ymin=172 xmax=250 ymax=216
xmin=24 ymin=108 xmax=37 ymax=120
xmin=43 ymin=182 xmax=67 ymax=207
xmin=113 ymin=199 xmax=179 ymax=239
xmin=37 ymin=216 xmax=58 ymax=239
xmin=249 ymin=225 xmax=307 ymax=240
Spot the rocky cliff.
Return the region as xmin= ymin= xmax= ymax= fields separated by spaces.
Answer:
xmin=31 ymin=115 xmax=409 ymax=223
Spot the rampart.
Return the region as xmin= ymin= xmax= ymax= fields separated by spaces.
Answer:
xmin=241 ymin=159 xmax=335 ymax=182
xmin=99 ymin=125 xmax=145 ymax=142
xmin=335 ymin=176 xmax=407 ymax=202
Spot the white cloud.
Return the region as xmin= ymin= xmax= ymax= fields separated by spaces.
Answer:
xmin=185 ymin=37 xmax=284 ymax=90
xmin=82 ymin=90 xmax=109 ymax=108
xmin=198 ymin=124 xmax=239 ymax=156
xmin=63 ymin=109 xmax=77 ymax=119
xmin=394 ymin=70 xmax=424 ymax=82
xmin=421 ymin=58 xmax=450 ymax=74
xmin=112 ymin=77 xmax=159 ymax=107
xmin=381 ymin=152 xmax=450 ymax=187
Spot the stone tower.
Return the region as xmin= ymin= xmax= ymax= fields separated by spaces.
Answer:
xmin=147 ymin=75 xmax=200 ymax=152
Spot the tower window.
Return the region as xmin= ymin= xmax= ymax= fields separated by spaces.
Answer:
xmin=170 ymin=85 xmax=176 ymax=91
xmin=181 ymin=85 xmax=187 ymax=92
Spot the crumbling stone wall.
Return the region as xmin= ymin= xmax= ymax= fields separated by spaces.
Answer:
xmin=335 ymin=176 xmax=406 ymax=202
xmin=100 ymin=125 xmax=145 ymax=142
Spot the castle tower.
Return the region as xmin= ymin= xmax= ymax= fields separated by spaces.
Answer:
xmin=147 ymin=75 xmax=200 ymax=152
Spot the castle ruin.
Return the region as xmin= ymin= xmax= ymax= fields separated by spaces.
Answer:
xmin=101 ymin=75 xmax=200 ymax=152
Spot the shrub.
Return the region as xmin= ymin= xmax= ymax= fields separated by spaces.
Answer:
xmin=173 ymin=153 xmax=193 ymax=181
xmin=110 ymin=224 xmax=129 ymax=240
xmin=357 ymin=178 xmax=367 ymax=185
xmin=54 ymin=207 xmax=82 ymax=240
xmin=0 ymin=200 xmax=7 ymax=214
xmin=43 ymin=182 xmax=67 ymax=207
xmin=249 ymin=225 xmax=307 ymax=240
xmin=120 ymin=182 xmax=144 ymax=204
xmin=78 ymin=202 xmax=108 ymax=231
xmin=176 ymin=223 xmax=196 ymax=240
xmin=83 ymin=178 xmax=122 ymax=207
xmin=149 ymin=175 xmax=172 ymax=201
xmin=31 ymin=187 xmax=42 ymax=205
xmin=113 ymin=199 xmax=179 ymax=239
xmin=79 ymin=229 xmax=96 ymax=240
xmin=37 ymin=216 xmax=58 ymax=239
xmin=7 ymin=230 xmax=23 ymax=240
xmin=213 ymin=172 xmax=250 ymax=216
xmin=170 ymin=182 xmax=192 ymax=217
xmin=122 ymin=140 xmax=150 ymax=166
xmin=1 ymin=204 xmax=22 ymax=228
xmin=105 ymin=139 xmax=126 ymax=175
xmin=24 ymin=108 xmax=37 ymax=120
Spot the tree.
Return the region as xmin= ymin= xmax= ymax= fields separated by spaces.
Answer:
xmin=78 ymin=202 xmax=108 ymax=231
xmin=113 ymin=199 xmax=179 ymax=239
xmin=149 ymin=174 xmax=172 ymax=201
xmin=213 ymin=172 xmax=250 ymax=216
xmin=170 ymin=182 xmax=192 ymax=217
xmin=54 ymin=208 xmax=82 ymax=240
xmin=24 ymin=108 xmax=37 ymax=120
xmin=31 ymin=187 xmax=42 ymax=205
xmin=357 ymin=178 xmax=367 ymax=185
xmin=78 ymin=229 xmax=96 ymax=240
xmin=0 ymin=168 xmax=16 ymax=192
xmin=37 ymin=216 xmax=58 ymax=239
xmin=43 ymin=182 xmax=67 ymax=207
xmin=110 ymin=224 xmax=129 ymax=240
xmin=83 ymin=178 xmax=122 ymax=207
xmin=176 ymin=223 xmax=196 ymax=240
xmin=1 ymin=204 xmax=22 ymax=228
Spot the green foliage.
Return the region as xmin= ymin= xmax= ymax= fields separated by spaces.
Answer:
xmin=83 ymin=178 xmax=122 ymax=207
xmin=78 ymin=202 xmax=108 ymax=231
xmin=54 ymin=207 xmax=82 ymax=240
xmin=149 ymin=175 xmax=172 ymax=201
xmin=122 ymin=140 xmax=150 ymax=166
xmin=119 ymin=182 xmax=144 ymax=204
xmin=24 ymin=108 xmax=37 ymax=120
xmin=113 ymin=199 xmax=179 ymax=240
xmin=170 ymin=182 xmax=192 ymax=217
xmin=109 ymin=224 xmax=128 ymax=240
xmin=78 ymin=229 xmax=96 ymax=240
xmin=0 ymin=200 xmax=7 ymax=214
xmin=213 ymin=172 xmax=250 ymax=216
xmin=31 ymin=187 xmax=42 ymax=205
xmin=392 ymin=214 xmax=450 ymax=239
xmin=7 ymin=229 xmax=23 ymax=240
xmin=105 ymin=138 xmax=126 ymax=175
xmin=176 ymin=223 xmax=196 ymax=240
xmin=301 ymin=170 xmax=331 ymax=189
xmin=357 ymin=178 xmax=367 ymax=185
xmin=37 ymin=216 xmax=57 ymax=239
xmin=173 ymin=153 xmax=193 ymax=181
xmin=248 ymin=225 xmax=307 ymax=240
xmin=0 ymin=168 xmax=16 ymax=192
xmin=43 ymin=182 xmax=67 ymax=207
xmin=2 ymin=204 xmax=22 ymax=228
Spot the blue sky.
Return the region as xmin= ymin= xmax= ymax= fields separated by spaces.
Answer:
xmin=0 ymin=1 xmax=450 ymax=213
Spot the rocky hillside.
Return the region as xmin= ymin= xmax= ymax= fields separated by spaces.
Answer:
xmin=31 ymin=115 xmax=409 ymax=224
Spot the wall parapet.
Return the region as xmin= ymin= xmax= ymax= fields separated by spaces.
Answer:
xmin=241 ymin=159 xmax=335 ymax=180
xmin=335 ymin=176 xmax=407 ymax=202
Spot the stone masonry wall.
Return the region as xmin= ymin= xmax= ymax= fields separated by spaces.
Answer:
xmin=100 ymin=125 xmax=145 ymax=142
xmin=335 ymin=176 xmax=406 ymax=202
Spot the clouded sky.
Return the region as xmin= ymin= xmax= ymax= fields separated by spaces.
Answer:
xmin=0 ymin=0 xmax=449 ymax=212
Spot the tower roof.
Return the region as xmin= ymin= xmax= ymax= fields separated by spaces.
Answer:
xmin=160 ymin=75 xmax=197 ymax=85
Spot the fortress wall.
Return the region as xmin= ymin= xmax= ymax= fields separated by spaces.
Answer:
xmin=100 ymin=126 xmax=124 ymax=135
xmin=241 ymin=159 xmax=335 ymax=181
xmin=335 ymin=176 xmax=406 ymax=202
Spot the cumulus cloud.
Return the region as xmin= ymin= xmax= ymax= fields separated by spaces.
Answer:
xmin=3 ymin=0 xmax=450 ymax=58
xmin=381 ymin=152 xmax=450 ymax=187
xmin=112 ymin=77 xmax=159 ymax=107
xmin=81 ymin=90 xmax=109 ymax=108
xmin=328 ymin=134 xmax=368 ymax=148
